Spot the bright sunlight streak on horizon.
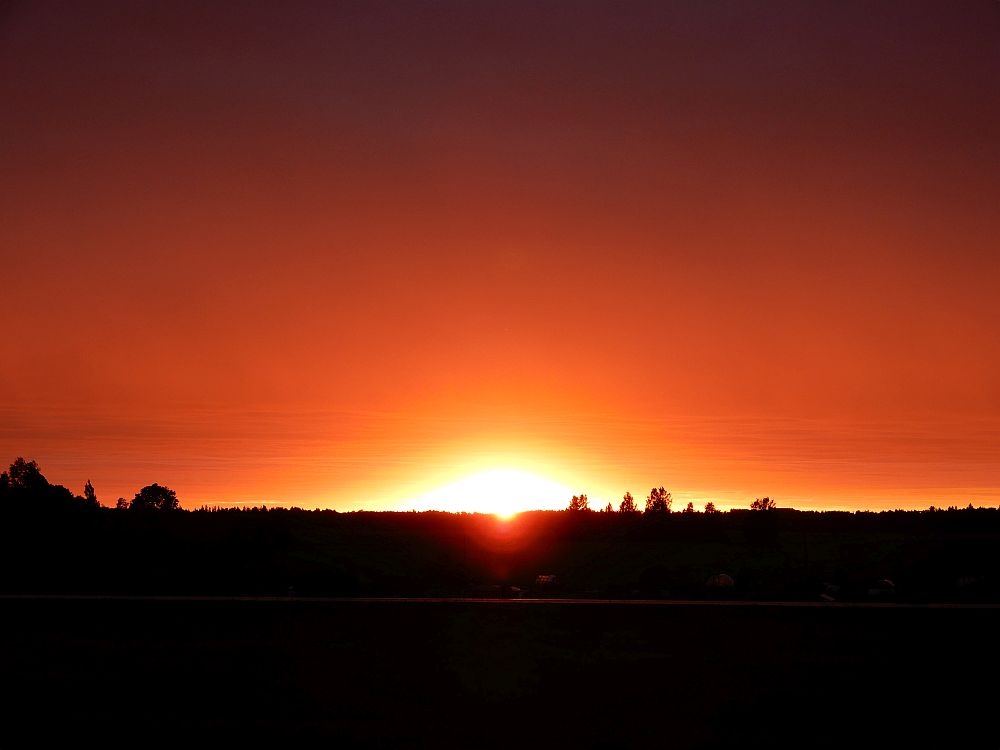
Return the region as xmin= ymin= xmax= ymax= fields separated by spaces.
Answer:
xmin=399 ymin=468 xmax=576 ymax=517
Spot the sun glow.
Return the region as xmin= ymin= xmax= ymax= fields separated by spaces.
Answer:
xmin=403 ymin=468 xmax=575 ymax=517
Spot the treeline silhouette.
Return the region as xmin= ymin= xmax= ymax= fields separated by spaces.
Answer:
xmin=566 ymin=488 xmax=766 ymax=513
xmin=3 ymin=457 xmax=1000 ymax=602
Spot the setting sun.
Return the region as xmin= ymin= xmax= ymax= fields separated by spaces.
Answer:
xmin=402 ymin=469 xmax=575 ymax=517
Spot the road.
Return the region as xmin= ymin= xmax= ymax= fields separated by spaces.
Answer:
xmin=1 ymin=593 xmax=996 ymax=607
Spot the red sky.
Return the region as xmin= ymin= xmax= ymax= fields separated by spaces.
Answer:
xmin=2 ymin=1 xmax=998 ymax=510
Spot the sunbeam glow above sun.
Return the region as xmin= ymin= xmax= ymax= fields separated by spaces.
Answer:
xmin=402 ymin=469 xmax=575 ymax=517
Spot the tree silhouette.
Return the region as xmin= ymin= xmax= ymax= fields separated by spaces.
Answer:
xmin=619 ymin=492 xmax=639 ymax=514
xmin=83 ymin=480 xmax=99 ymax=509
xmin=683 ymin=501 xmax=695 ymax=513
xmin=645 ymin=486 xmax=671 ymax=514
xmin=750 ymin=496 xmax=775 ymax=511
xmin=1 ymin=457 xmax=94 ymax=512
xmin=704 ymin=501 xmax=718 ymax=514
xmin=131 ymin=483 xmax=180 ymax=512
xmin=6 ymin=457 xmax=47 ymax=491
xmin=567 ymin=494 xmax=589 ymax=512
xmin=602 ymin=502 xmax=614 ymax=513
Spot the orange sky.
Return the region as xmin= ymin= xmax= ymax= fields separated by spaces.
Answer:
xmin=2 ymin=1 xmax=998 ymax=511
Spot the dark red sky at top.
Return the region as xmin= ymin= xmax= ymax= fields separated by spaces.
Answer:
xmin=1 ymin=1 xmax=998 ymax=510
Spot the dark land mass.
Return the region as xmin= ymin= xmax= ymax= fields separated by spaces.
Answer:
xmin=3 ymin=596 xmax=997 ymax=746
xmin=4 ymin=496 xmax=1000 ymax=603
xmin=4 ymin=459 xmax=999 ymax=745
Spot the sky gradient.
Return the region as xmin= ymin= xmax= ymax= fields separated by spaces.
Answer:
xmin=2 ymin=1 xmax=998 ymax=510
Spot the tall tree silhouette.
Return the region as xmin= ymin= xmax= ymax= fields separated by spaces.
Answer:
xmin=645 ymin=486 xmax=671 ymax=514
xmin=704 ymin=501 xmax=718 ymax=514
xmin=619 ymin=492 xmax=639 ymax=514
xmin=83 ymin=480 xmax=99 ymax=509
xmin=567 ymin=494 xmax=589 ymax=512
xmin=750 ymin=496 xmax=775 ymax=511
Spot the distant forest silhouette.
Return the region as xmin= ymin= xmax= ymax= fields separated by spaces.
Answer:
xmin=3 ymin=457 xmax=999 ymax=602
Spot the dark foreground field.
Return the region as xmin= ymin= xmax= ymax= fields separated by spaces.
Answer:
xmin=2 ymin=598 xmax=996 ymax=747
